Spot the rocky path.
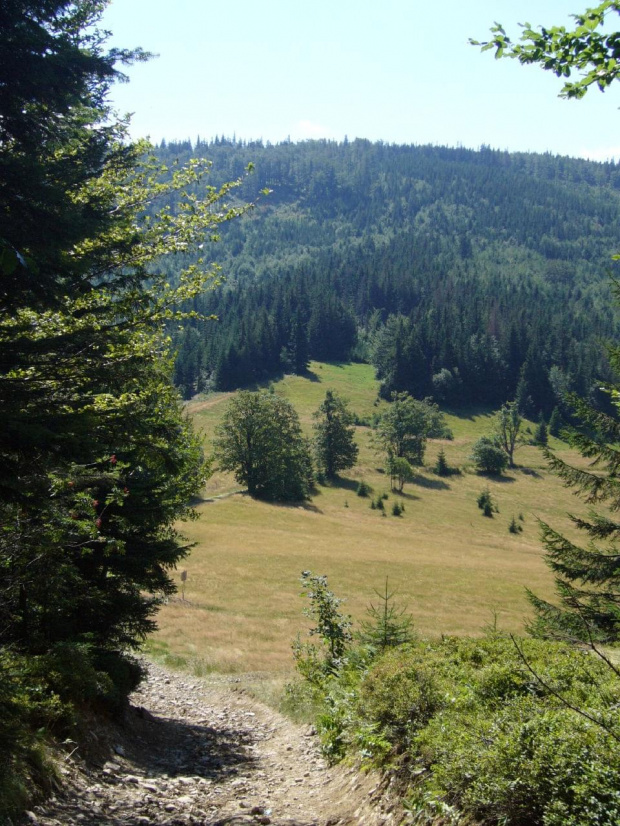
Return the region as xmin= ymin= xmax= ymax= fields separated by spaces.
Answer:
xmin=20 ymin=662 xmax=400 ymax=826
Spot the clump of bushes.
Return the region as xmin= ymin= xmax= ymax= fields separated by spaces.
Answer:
xmin=370 ymin=494 xmax=388 ymax=511
xmin=0 ymin=644 xmax=143 ymax=821
xmin=392 ymin=501 xmax=404 ymax=517
xmin=288 ymin=578 xmax=620 ymax=826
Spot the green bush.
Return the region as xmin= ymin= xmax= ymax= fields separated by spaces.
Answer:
xmin=508 ymin=515 xmax=523 ymax=534
xmin=471 ymin=436 xmax=509 ymax=475
xmin=358 ymin=649 xmax=443 ymax=744
xmin=0 ymin=651 xmax=66 ymax=820
xmin=419 ymin=700 xmax=620 ymax=826
xmin=309 ymin=634 xmax=620 ymax=825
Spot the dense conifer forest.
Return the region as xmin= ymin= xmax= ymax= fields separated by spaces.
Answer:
xmin=159 ymin=138 xmax=620 ymax=413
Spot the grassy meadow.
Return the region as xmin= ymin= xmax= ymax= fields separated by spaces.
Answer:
xmin=147 ymin=362 xmax=591 ymax=677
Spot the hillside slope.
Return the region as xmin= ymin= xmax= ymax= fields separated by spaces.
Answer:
xmin=157 ymin=139 xmax=620 ymax=410
xmin=143 ymin=363 xmax=594 ymax=675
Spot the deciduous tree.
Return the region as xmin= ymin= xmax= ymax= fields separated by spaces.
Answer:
xmin=493 ymin=401 xmax=522 ymax=468
xmin=213 ymin=391 xmax=313 ymax=501
xmin=470 ymin=436 xmax=509 ymax=475
xmin=473 ymin=2 xmax=620 ymax=100
xmin=374 ymin=392 xmax=451 ymax=469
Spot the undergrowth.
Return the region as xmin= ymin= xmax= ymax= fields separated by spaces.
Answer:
xmin=287 ymin=573 xmax=620 ymax=826
xmin=0 ymin=645 xmax=143 ymax=821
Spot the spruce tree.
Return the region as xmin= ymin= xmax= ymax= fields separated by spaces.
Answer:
xmin=528 ymin=389 xmax=620 ymax=643
xmin=313 ymin=390 xmax=359 ymax=479
xmin=549 ymin=406 xmax=563 ymax=438
xmin=534 ymin=414 xmax=549 ymax=446
xmin=358 ymin=579 xmax=414 ymax=655
xmin=434 ymin=448 xmax=450 ymax=476
xmin=0 ymin=2 xmax=248 ymax=684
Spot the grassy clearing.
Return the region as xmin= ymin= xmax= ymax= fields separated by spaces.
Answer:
xmin=148 ymin=362 xmax=590 ymax=675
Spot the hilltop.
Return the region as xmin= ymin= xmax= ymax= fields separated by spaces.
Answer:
xmin=157 ymin=139 xmax=620 ymax=416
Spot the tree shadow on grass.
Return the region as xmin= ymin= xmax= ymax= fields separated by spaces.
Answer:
xmin=409 ymin=475 xmax=451 ymax=491
xmin=264 ymin=499 xmax=323 ymax=514
xmin=518 ymin=467 xmax=543 ymax=479
xmin=475 ymin=471 xmax=516 ymax=484
xmin=300 ymin=367 xmax=321 ymax=382
xmin=394 ymin=490 xmax=421 ymax=501
xmin=326 ymin=475 xmax=361 ymax=493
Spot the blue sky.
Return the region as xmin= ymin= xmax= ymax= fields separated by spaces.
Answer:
xmin=101 ymin=0 xmax=620 ymax=160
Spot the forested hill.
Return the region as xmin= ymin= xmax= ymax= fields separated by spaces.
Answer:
xmin=158 ymin=138 xmax=620 ymax=413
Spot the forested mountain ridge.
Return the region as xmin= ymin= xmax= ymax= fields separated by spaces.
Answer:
xmin=159 ymin=138 xmax=620 ymax=412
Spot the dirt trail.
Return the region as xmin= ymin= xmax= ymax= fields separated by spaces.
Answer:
xmin=19 ymin=662 xmax=401 ymax=826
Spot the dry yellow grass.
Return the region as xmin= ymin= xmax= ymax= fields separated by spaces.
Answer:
xmin=149 ymin=363 xmax=593 ymax=675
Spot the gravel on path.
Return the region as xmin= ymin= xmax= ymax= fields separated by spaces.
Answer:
xmin=18 ymin=661 xmax=402 ymax=826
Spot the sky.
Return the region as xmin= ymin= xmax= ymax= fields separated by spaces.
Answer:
xmin=101 ymin=0 xmax=620 ymax=161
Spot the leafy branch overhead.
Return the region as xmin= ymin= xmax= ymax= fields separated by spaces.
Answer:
xmin=472 ymin=1 xmax=620 ymax=98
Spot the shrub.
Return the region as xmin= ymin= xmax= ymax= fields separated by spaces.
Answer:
xmin=392 ymin=501 xmax=403 ymax=517
xmin=293 ymin=571 xmax=352 ymax=684
xmin=311 ymin=633 xmax=620 ymax=825
xmin=509 ymin=515 xmax=523 ymax=534
xmin=310 ymin=632 xmax=620 ymax=823
xmin=470 ymin=436 xmax=509 ymax=475
xmin=358 ymin=650 xmax=443 ymax=746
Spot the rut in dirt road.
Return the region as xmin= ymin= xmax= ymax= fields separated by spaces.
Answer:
xmin=18 ymin=662 xmax=401 ymax=826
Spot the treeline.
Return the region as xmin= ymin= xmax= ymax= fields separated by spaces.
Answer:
xmin=157 ymin=138 xmax=620 ymax=412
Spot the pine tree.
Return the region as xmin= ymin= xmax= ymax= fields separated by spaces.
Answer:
xmin=358 ymin=579 xmax=414 ymax=655
xmin=434 ymin=448 xmax=450 ymax=476
xmin=313 ymin=390 xmax=359 ymax=479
